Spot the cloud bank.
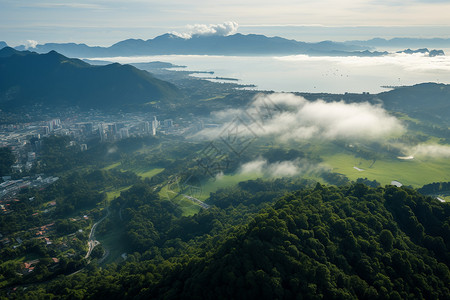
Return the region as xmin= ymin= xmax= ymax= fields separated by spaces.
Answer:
xmin=199 ymin=93 xmax=404 ymax=143
xmin=172 ymin=21 xmax=239 ymax=39
xmin=239 ymin=157 xmax=329 ymax=177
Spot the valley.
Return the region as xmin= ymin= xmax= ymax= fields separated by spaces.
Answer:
xmin=0 ymin=44 xmax=449 ymax=299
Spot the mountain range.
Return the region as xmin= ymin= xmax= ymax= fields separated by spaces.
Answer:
xmin=347 ymin=37 xmax=450 ymax=49
xmin=3 ymin=34 xmax=371 ymax=58
xmin=1 ymin=34 xmax=448 ymax=58
xmin=0 ymin=48 xmax=180 ymax=110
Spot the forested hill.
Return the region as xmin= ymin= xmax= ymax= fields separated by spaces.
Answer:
xmin=12 ymin=183 xmax=450 ymax=299
xmin=0 ymin=48 xmax=181 ymax=111
xmin=378 ymin=83 xmax=450 ymax=125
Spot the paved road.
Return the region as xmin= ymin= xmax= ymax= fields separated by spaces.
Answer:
xmin=85 ymin=207 xmax=110 ymax=259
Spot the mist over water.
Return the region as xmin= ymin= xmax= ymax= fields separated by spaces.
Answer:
xmin=93 ymin=53 xmax=450 ymax=94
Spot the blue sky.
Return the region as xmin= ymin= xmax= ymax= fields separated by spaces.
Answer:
xmin=1 ymin=0 xmax=450 ymax=46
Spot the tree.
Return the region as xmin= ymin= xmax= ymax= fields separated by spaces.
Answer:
xmin=91 ymin=245 xmax=105 ymax=259
xmin=379 ymin=229 xmax=394 ymax=251
xmin=0 ymin=147 xmax=14 ymax=176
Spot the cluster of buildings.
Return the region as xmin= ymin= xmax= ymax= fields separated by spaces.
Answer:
xmin=0 ymin=112 xmax=180 ymax=173
xmin=0 ymin=175 xmax=59 ymax=203
xmin=98 ymin=116 xmax=174 ymax=142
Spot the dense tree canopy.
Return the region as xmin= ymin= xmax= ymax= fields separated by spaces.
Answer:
xmin=6 ymin=182 xmax=449 ymax=299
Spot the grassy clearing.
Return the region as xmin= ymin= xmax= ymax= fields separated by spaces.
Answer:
xmin=136 ymin=168 xmax=164 ymax=179
xmin=101 ymin=160 xmax=164 ymax=180
xmin=320 ymin=149 xmax=450 ymax=188
xmin=159 ymin=184 xmax=201 ymax=216
xmin=200 ymin=94 xmax=228 ymax=102
xmin=158 ymin=174 xmax=264 ymax=216
xmin=105 ymin=185 xmax=132 ymax=201
xmin=394 ymin=112 xmax=421 ymax=124
xmin=198 ymin=173 xmax=262 ymax=200
xmin=435 ymin=194 xmax=450 ymax=202
xmin=102 ymin=162 xmax=121 ymax=170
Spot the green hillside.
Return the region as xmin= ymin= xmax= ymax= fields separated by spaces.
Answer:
xmin=7 ymin=183 xmax=449 ymax=299
xmin=378 ymin=83 xmax=450 ymax=125
xmin=0 ymin=48 xmax=181 ymax=110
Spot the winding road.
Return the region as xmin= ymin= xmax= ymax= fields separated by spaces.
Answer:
xmin=85 ymin=207 xmax=110 ymax=259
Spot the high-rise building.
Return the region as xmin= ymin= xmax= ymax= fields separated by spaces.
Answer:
xmin=99 ymin=124 xmax=106 ymax=142
xmin=143 ymin=121 xmax=151 ymax=134
xmin=48 ymin=119 xmax=61 ymax=132
xmin=120 ymin=128 xmax=129 ymax=138
xmin=42 ymin=126 xmax=50 ymax=135
xmin=151 ymin=116 xmax=159 ymax=136
xmin=108 ymin=124 xmax=117 ymax=135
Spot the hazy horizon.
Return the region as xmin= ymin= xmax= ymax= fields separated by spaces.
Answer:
xmin=2 ymin=24 xmax=450 ymax=48
xmin=2 ymin=0 xmax=450 ymax=47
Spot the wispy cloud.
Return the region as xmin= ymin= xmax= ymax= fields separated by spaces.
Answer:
xmin=405 ymin=143 xmax=450 ymax=158
xmin=22 ymin=3 xmax=105 ymax=9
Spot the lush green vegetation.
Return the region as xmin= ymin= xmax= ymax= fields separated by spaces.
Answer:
xmin=318 ymin=141 xmax=450 ymax=188
xmin=4 ymin=182 xmax=448 ymax=299
xmin=0 ymin=168 xmax=140 ymax=289
xmin=1 ymin=77 xmax=450 ymax=299
xmin=0 ymin=48 xmax=181 ymax=111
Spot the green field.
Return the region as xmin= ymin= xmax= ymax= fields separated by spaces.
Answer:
xmin=136 ymin=168 xmax=164 ymax=179
xmin=105 ymin=186 xmax=132 ymax=201
xmin=102 ymin=162 xmax=121 ymax=170
xmin=102 ymin=161 xmax=164 ymax=179
xmin=200 ymin=94 xmax=228 ymax=102
xmin=320 ymin=149 xmax=450 ymax=188
xmin=199 ymin=173 xmax=262 ymax=200
xmin=159 ymin=184 xmax=201 ymax=216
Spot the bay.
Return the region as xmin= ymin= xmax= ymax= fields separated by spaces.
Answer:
xmin=91 ymin=52 xmax=450 ymax=94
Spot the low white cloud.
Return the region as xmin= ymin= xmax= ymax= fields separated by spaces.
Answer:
xmin=269 ymin=160 xmax=303 ymax=177
xmin=239 ymin=157 xmax=329 ymax=178
xmin=25 ymin=40 xmax=38 ymax=49
xmin=107 ymin=146 xmax=118 ymax=155
xmin=276 ymin=52 xmax=450 ymax=72
xmin=215 ymin=171 xmax=225 ymax=180
xmin=199 ymin=93 xmax=405 ymax=143
xmin=171 ymin=21 xmax=239 ymax=39
xmin=239 ymin=158 xmax=267 ymax=174
xmin=409 ymin=144 xmax=450 ymax=158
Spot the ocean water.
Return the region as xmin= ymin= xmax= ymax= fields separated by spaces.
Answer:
xmin=92 ymin=52 xmax=450 ymax=94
